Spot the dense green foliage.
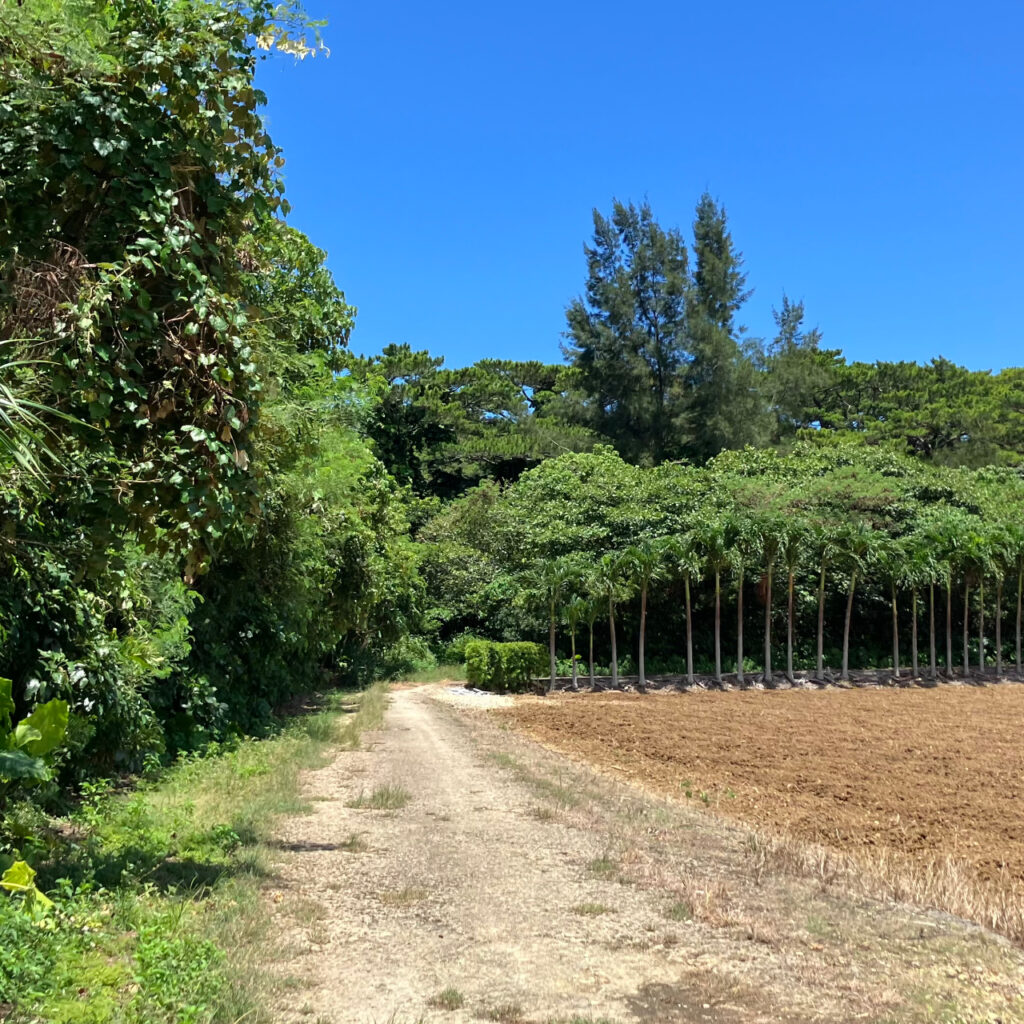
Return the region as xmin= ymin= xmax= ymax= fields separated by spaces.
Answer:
xmin=0 ymin=0 xmax=422 ymax=799
xmin=423 ymin=441 xmax=1024 ymax=686
xmin=464 ymin=640 xmax=545 ymax=693
xmin=0 ymin=685 xmax=386 ymax=1022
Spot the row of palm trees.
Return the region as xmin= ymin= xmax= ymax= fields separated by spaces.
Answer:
xmin=523 ymin=507 xmax=1024 ymax=693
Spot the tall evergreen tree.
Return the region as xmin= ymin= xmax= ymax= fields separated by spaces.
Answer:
xmin=685 ymin=194 xmax=767 ymax=461
xmin=564 ymin=200 xmax=690 ymax=464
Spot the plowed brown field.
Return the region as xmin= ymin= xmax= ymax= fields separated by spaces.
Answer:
xmin=498 ymin=684 xmax=1024 ymax=896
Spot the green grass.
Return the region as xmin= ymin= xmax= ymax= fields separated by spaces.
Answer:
xmin=428 ymin=986 xmax=466 ymax=1010
xmin=0 ymin=683 xmax=388 ymax=1023
xmin=664 ymin=899 xmax=693 ymax=921
xmin=346 ymin=782 xmax=412 ymax=810
xmin=399 ymin=663 xmax=467 ymax=684
xmin=571 ymin=902 xmax=613 ymax=916
xmin=586 ymin=854 xmax=618 ymax=879
xmin=483 ymin=1003 xmax=526 ymax=1023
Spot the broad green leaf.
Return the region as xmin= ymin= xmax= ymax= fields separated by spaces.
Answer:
xmin=11 ymin=721 xmax=42 ymax=749
xmin=0 ymin=677 xmax=13 ymax=731
xmin=20 ymin=699 xmax=69 ymax=757
xmin=0 ymin=748 xmax=49 ymax=782
xmin=0 ymin=861 xmax=54 ymax=909
xmin=0 ymin=860 xmax=36 ymax=894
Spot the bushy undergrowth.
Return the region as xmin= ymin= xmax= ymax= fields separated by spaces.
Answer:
xmin=465 ymin=640 xmax=546 ymax=692
xmin=0 ymin=684 xmax=387 ymax=1022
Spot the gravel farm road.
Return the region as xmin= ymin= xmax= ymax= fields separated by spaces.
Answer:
xmin=265 ymin=686 xmax=1024 ymax=1024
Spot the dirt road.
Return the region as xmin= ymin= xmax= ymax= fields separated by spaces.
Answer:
xmin=267 ymin=688 xmax=1024 ymax=1024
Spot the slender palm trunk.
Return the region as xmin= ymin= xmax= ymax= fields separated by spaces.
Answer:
xmin=609 ymin=599 xmax=618 ymax=689
xmin=946 ymin=577 xmax=953 ymax=675
xmin=714 ymin=570 xmax=721 ymax=683
xmin=929 ymin=583 xmax=937 ymax=680
xmin=548 ymin=600 xmax=557 ymax=693
xmin=684 ymin=575 xmax=694 ymax=686
xmin=1016 ymin=567 xmax=1023 ymax=679
xmin=638 ymin=581 xmax=648 ymax=694
xmin=890 ymin=580 xmax=900 ymax=678
xmin=764 ymin=564 xmax=773 ymax=684
xmin=841 ymin=571 xmax=857 ymax=680
xmin=570 ymin=623 xmax=578 ymax=689
xmin=963 ymin=580 xmax=970 ymax=677
xmin=786 ymin=569 xmax=795 ymax=682
xmin=996 ymin=579 xmax=1003 ymax=677
xmin=978 ymin=580 xmax=985 ymax=673
xmin=816 ymin=559 xmax=826 ymax=678
xmin=736 ymin=566 xmax=745 ymax=684
xmin=588 ymin=620 xmax=596 ymax=690
xmin=911 ymin=589 xmax=919 ymax=677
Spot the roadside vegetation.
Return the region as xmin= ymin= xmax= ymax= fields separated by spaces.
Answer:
xmin=0 ymin=684 xmax=386 ymax=1022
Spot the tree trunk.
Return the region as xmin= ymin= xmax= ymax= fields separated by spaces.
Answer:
xmin=588 ymin=620 xmax=596 ymax=690
xmin=929 ymin=583 xmax=936 ymax=680
xmin=548 ymin=600 xmax=557 ymax=693
xmin=816 ymin=559 xmax=826 ymax=679
xmin=946 ymin=577 xmax=953 ymax=676
xmin=963 ymin=580 xmax=970 ymax=677
xmin=763 ymin=564 xmax=773 ymax=684
xmin=911 ymin=588 xmax=918 ymax=677
xmin=638 ymin=581 xmax=648 ymax=694
xmin=685 ymin=575 xmax=694 ymax=686
xmin=978 ymin=580 xmax=985 ymax=673
xmin=609 ymin=599 xmax=618 ymax=689
xmin=841 ymin=571 xmax=857 ymax=680
xmin=714 ymin=570 xmax=721 ymax=683
xmin=890 ymin=580 xmax=900 ymax=678
xmin=736 ymin=566 xmax=745 ymax=683
xmin=570 ymin=622 xmax=578 ymax=690
xmin=786 ymin=569 xmax=795 ymax=683
xmin=996 ymin=579 xmax=1003 ymax=677
xmin=1017 ymin=568 xmax=1023 ymax=679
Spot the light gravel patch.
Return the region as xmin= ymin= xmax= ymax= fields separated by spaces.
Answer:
xmin=428 ymin=684 xmax=515 ymax=709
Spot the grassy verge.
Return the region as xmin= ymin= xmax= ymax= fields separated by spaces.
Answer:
xmin=397 ymin=663 xmax=467 ymax=684
xmin=0 ymin=683 xmax=388 ymax=1023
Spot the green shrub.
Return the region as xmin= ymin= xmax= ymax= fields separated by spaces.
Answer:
xmin=464 ymin=641 xmax=544 ymax=693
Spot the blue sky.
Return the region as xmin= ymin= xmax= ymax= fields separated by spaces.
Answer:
xmin=255 ymin=0 xmax=1023 ymax=371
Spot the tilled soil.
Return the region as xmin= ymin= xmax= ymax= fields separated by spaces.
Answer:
xmin=499 ymin=683 xmax=1024 ymax=897
xmin=265 ymin=686 xmax=1024 ymax=1024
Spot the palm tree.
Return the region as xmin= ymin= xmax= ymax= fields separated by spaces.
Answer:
xmin=581 ymin=594 xmax=602 ymax=690
xmin=753 ymin=511 xmax=785 ymax=685
xmin=522 ymin=556 xmax=582 ymax=693
xmin=563 ymin=595 xmax=588 ymax=690
xmin=808 ymin=519 xmax=840 ymax=681
xmin=873 ymin=536 xmax=906 ymax=679
xmin=731 ymin=521 xmax=760 ymax=685
xmin=592 ymin=552 xmax=633 ymax=690
xmin=694 ymin=517 xmax=733 ymax=685
xmin=780 ymin=519 xmax=807 ymax=684
xmin=619 ymin=537 xmax=674 ymax=693
xmin=839 ymin=520 xmax=876 ymax=681
xmin=0 ymin=346 xmax=70 ymax=481
xmin=1003 ymin=523 xmax=1024 ymax=679
xmin=667 ymin=534 xmax=700 ymax=686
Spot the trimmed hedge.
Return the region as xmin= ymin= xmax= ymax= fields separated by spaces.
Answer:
xmin=464 ymin=640 xmax=546 ymax=693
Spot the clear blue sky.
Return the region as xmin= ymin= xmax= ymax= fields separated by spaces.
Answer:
xmin=255 ymin=0 xmax=1023 ymax=371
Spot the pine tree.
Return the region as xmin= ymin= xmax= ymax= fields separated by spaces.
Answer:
xmin=684 ymin=194 xmax=767 ymax=461
xmin=564 ymin=200 xmax=690 ymax=464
